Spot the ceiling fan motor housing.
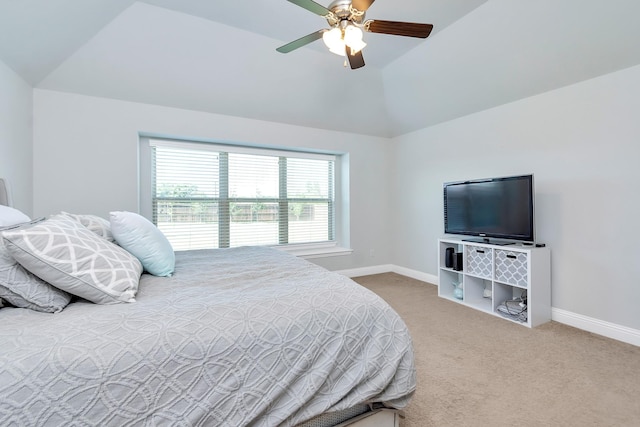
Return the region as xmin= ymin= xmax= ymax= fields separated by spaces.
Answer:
xmin=326 ymin=0 xmax=365 ymax=27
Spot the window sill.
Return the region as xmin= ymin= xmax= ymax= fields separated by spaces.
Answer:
xmin=274 ymin=244 xmax=353 ymax=259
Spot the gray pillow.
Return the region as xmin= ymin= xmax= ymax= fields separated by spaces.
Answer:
xmin=0 ymin=221 xmax=72 ymax=313
xmin=2 ymin=214 xmax=143 ymax=305
xmin=60 ymin=211 xmax=115 ymax=242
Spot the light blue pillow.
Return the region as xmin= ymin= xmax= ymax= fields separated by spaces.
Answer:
xmin=110 ymin=211 xmax=175 ymax=277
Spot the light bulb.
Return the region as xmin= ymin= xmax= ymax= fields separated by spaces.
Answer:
xmin=322 ymin=28 xmax=345 ymax=56
xmin=344 ymin=25 xmax=366 ymax=54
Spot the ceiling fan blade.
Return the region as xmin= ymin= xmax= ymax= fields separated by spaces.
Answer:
xmin=276 ymin=30 xmax=325 ymax=53
xmin=365 ymin=20 xmax=433 ymax=38
xmin=346 ymin=47 xmax=365 ymax=69
xmin=286 ymin=0 xmax=332 ymax=16
xmin=351 ymin=0 xmax=375 ymax=12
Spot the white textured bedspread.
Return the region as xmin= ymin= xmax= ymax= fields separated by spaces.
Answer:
xmin=0 ymin=246 xmax=415 ymax=426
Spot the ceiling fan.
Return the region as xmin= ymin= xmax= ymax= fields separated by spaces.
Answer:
xmin=276 ymin=0 xmax=433 ymax=70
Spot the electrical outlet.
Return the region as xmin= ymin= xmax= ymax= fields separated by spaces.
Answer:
xmin=369 ymin=249 xmax=375 ymax=257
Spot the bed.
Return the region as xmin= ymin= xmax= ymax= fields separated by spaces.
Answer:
xmin=0 ymin=179 xmax=415 ymax=426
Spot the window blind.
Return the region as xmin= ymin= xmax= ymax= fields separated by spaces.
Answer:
xmin=150 ymin=140 xmax=335 ymax=251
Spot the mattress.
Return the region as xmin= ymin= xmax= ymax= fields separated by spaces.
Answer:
xmin=0 ymin=246 xmax=415 ymax=426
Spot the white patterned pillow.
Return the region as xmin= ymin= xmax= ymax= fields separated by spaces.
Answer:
xmin=0 ymin=221 xmax=72 ymax=313
xmin=60 ymin=211 xmax=115 ymax=242
xmin=2 ymin=214 xmax=142 ymax=304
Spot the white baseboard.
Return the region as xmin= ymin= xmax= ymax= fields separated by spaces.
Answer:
xmin=551 ymin=308 xmax=640 ymax=347
xmin=335 ymin=264 xmax=437 ymax=285
xmin=336 ymin=263 xmax=640 ymax=348
xmin=335 ymin=264 xmax=395 ymax=278
xmin=389 ymin=265 xmax=438 ymax=285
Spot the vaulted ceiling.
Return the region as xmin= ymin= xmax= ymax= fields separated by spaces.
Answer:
xmin=1 ymin=0 xmax=640 ymax=137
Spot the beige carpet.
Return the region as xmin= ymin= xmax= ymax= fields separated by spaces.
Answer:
xmin=352 ymin=273 xmax=640 ymax=427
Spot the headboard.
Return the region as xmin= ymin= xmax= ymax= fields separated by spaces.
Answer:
xmin=0 ymin=177 xmax=12 ymax=207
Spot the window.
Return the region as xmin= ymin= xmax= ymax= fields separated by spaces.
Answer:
xmin=144 ymin=139 xmax=338 ymax=252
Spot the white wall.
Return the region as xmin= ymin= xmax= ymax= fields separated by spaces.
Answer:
xmin=32 ymin=89 xmax=392 ymax=271
xmin=28 ymin=66 xmax=640 ymax=332
xmin=391 ymin=64 xmax=640 ymax=330
xmin=0 ymin=59 xmax=32 ymax=214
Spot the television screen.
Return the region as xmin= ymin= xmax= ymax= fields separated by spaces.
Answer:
xmin=444 ymin=174 xmax=534 ymax=242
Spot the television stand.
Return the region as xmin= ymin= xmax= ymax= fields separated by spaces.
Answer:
xmin=438 ymin=238 xmax=551 ymax=327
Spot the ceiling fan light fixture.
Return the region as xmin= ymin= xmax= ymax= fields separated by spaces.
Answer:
xmin=322 ymin=27 xmax=346 ymax=56
xmin=344 ymin=25 xmax=366 ymax=53
xmin=329 ymin=44 xmax=346 ymax=56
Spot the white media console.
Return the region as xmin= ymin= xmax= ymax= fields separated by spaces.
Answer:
xmin=438 ymin=238 xmax=551 ymax=328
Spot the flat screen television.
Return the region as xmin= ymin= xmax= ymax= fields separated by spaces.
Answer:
xmin=443 ymin=174 xmax=534 ymax=244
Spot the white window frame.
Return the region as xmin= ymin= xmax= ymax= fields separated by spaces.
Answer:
xmin=139 ymin=136 xmax=352 ymax=258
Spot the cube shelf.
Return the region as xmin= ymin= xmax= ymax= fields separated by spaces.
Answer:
xmin=438 ymin=239 xmax=551 ymax=327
